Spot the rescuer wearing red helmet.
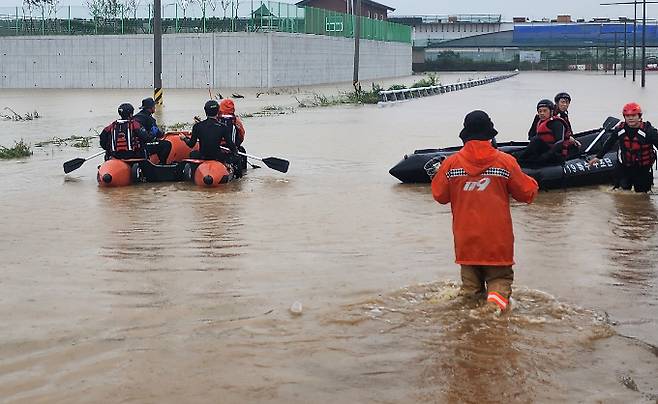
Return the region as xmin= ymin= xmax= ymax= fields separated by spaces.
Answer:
xmin=589 ymin=102 xmax=658 ymax=192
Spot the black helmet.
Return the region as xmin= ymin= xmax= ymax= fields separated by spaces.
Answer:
xmin=141 ymin=97 xmax=156 ymax=109
xmin=118 ymin=103 xmax=134 ymax=119
xmin=537 ymin=99 xmax=555 ymax=111
xmin=204 ymin=100 xmax=219 ymax=116
xmin=554 ymin=92 xmax=571 ymax=103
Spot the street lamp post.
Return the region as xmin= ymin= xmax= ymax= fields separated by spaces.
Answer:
xmin=641 ymin=0 xmax=647 ymax=87
xmin=634 ymin=1 xmax=637 ymax=81
xmin=614 ymin=32 xmax=618 ymax=75
xmin=601 ymin=0 xmax=658 ymax=87
xmin=622 ymin=17 xmax=628 ymax=77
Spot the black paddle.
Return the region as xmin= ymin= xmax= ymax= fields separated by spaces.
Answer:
xmin=583 ymin=116 xmax=621 ymax=154
xmin=244 ymin=153 xmax=289 ymax=173
xmin=63 ymin=151 xmax=105 ymax=174
xmin=219 ymin=146 xmax=289 ymax=173
xmin=191 ymin=116 xmax=289 ymax=173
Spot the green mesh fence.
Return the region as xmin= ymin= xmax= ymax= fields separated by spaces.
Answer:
xmin=0 ymin=1 xmax=411 ymax=43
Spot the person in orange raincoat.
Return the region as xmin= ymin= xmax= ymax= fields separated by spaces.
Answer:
xmin=219 ymin=98 xmax=248 ymax=175
xmin=432 ymin=110 xmax=539 ymax=313
xmin=219 ymin=98 xmax=246 ymax=146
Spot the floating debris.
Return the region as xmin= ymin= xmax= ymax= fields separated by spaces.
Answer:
xmin=289 ymin=301 xmax=303 ymax=315
xmin=161 ymin=122 xmax=193 ymax=132
xmin=1 ymin=107 xmax=40 ymax=121
xmin=619 ymin=375 xmax=639 ymax=391
xmin=35 ymin=135 xmax=95 ymax=148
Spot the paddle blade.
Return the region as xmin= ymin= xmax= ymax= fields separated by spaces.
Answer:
xmin=63 ymin=157 xmax=86 ymax=174
xmin=602 ymin=116 xmax=620 ymax=131
xmin=262 ymin=157 xmax=289 ymax=173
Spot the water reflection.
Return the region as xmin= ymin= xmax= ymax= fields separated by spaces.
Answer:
xmin=3 ymin=73 xmax=658 ymax=402
xmin=422 ymin=306 xmax=526 ymax=403
xmin=96 ymin=187 xmax=171 ymax=266
xmin=96 ymin=184 xmax=246 ymax=271
xmin=607 ymin=193 xmax=658 ymax=285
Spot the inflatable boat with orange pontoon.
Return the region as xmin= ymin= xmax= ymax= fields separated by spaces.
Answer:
xmin=63 ymin=131 xmax=289 ymax=187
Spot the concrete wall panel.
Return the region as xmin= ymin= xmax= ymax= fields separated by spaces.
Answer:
xmin=0 ymin=32 xmax=411 ymax=89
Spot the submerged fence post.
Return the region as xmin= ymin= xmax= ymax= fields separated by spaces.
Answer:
xmin=249 ymin=0 xmax=253 ymax=32
xmin=15 ymin=6 xmax=18 ymax=35
xmin=68 ymin=6 xmax=71 ymax=34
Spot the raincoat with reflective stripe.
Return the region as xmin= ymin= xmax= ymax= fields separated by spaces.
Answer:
xmin=432 ymin=140 xmax=539 ymax=266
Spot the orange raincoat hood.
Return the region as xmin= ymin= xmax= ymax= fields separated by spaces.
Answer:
xmin=457 ymin=140 xmax=499 ymax=176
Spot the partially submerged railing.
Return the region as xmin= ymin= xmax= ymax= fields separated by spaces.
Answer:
xmin=378 ymin=72 xmax=519 ymax=105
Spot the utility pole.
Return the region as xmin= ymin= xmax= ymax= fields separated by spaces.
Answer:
xmin=614 ymin=32 xmax=618 ymax=75
xmin=352 ymin=0 xmax=361 ymax=91
xmin=634 ymin=0 xmax=637 ymax=81
xmin=622 ymin=17 xmax=628 ymax=77
xmin=154 ymin=0 xmax=163 ymax=105
xmin=641 ymin=0 xmax=647 ymax=87
xmin=601 ymin=1 xmax=658 ymax=87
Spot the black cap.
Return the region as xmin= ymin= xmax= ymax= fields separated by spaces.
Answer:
xmin=459 ymin=110 xmax=498 ymax=142
xmin=204 ymin=100 xmax=219 ymax=116
xmin=141 ymin=97 xmax=156 ymax=109
xmin=537 ymin=99 xmax=555 ymax=111
xmin=554 ymin=92 xmax=571 ymax=103
xmin=118 ymin=103 xmax=134 ymax=119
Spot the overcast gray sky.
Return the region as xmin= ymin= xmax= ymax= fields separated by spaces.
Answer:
xmin=0 ymin=0 xmax=653 ymax=21
xmin=384 ymin=0 xmax=651 ymax=20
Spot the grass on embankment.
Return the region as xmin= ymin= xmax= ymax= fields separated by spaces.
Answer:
xmin=160 ymin=74 xmax=444 ymax=125
xmin=293 ymin=74 xmax=441 ymax=108
xmin=0 ymin=139 xmax=32 ymax=159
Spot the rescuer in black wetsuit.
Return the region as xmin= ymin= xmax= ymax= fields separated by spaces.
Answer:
xmin=179 ymin=100 xmax=238 ymax=163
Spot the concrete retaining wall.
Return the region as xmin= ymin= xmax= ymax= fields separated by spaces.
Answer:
xmin=0 ymin=32 xmax=411 ymax=89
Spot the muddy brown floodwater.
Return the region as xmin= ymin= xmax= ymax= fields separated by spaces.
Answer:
xmin=1 ymin=72 xmax=657 ymax=403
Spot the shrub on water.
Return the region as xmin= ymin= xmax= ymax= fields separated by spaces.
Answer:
xmin=294 ymin=84 xmax=383 ymax=108
xmin=345 ymin=83 xmax=382 ymax=105
xmin=0 ymin=139 xmax=32 ymax=159
xmin=411 ymin=73 xmax=439 ymax=88
xmin=387 ymin=84 xmax=407 ymax=91
xmin=72 ymin=137 xmax=91 ymax=148
xmin=162 ymin=122 xmax=193 ymax=132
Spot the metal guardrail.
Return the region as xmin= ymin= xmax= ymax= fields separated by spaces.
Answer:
xmin=378 ymin=72 xmax=519 ymax=104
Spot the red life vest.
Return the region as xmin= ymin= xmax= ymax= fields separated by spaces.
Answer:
xmin=110 ymin=119 xmax=142 ymax=153
xmin=618 ymin=122 xmax=657 ymax=167
xmin=554 ymin=110 xmax=573 ymax=134
xmin=536 ymin=115 xmax=573 ymax=157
